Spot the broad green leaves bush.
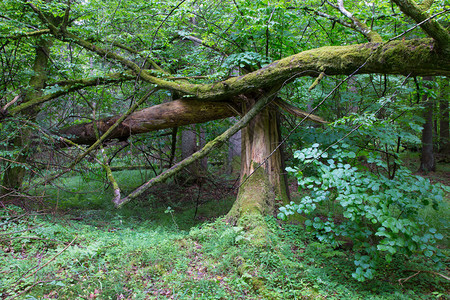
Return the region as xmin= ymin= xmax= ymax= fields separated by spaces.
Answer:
xmin=279 ymin=144 xmax=447 ymax=281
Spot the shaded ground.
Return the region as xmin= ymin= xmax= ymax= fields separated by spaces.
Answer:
xmin=0 ymin=155 xmax=449 ymax=299
xmin=1 ymin=203 xmax=448 ymax=299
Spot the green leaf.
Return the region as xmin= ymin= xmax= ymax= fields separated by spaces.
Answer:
xmin=434 ymin=233 xmax=443 ymax=240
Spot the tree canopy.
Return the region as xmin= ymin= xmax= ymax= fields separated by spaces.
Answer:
xmin=0 ymin=0 xmax=449 ymax=208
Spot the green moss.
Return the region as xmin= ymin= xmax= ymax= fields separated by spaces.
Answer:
xmin=227 ymin=166 xmax=275 ymax=221
xmin=371 ymin=39 xmax=435 ymax=74
xmin=236 ymin=255 xmax=280 ymax=300
xmin=237 ymin=213 xmax=270 ymax=246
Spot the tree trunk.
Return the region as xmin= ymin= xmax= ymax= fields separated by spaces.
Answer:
xmin=179 ymin=125 xmax=205 ymax=183
xmin=199 ymin=126 xmax=208 ymax=170
xmin=418 ymin=77 xmax=436 ymax=173
xmin=1 ymin=39 xmax=50 ymax=197
xmin=227 ymin=98 xmax=289 ymax=226
xmin=227 ymin=127 xmax=241 ymax=174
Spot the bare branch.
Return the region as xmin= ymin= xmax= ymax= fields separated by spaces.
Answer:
xmin=36 ymin=88 xmax=158 ymax=186
xmin=62 ymin=31 xmax=199 ymax=94
xmin=333 ymin=0 xmax=383 ymax=42
xmin=389 ymin=9 xmax=449 ymax=41
xmin=0 ymin=29 xmax=51 ymax=40
xmin=23 ymin=236 xmax=77 ymax=280
xmin=306 ymin=9 xmax=352 ymax=29
xmin=274 ymin=99 xmax=327 ymax=124
xmin=2 ymin=95 xmax=22 ymax=111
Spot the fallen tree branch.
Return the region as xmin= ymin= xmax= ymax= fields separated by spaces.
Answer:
xmin=43 ymin=16 xmax=450 ymax=102
xmin=6 ymin=237 xmax=77 ymax=299
xmin=58 ymin=99 xmax=238 ymax=146
xmin=2 ymin=94 xmax=22 ymax=111
xmin=36 ymin=88 xmax=158 ymax=186
xmin=274 ymin=98 xmax=327 ymax=124
xmin=399 ymin=269 xmax=450 ymax=285
xmin=115 ymin=86 xmax=281 ymax=207
xmin=23 ymin=236 xmax=77 ymax=280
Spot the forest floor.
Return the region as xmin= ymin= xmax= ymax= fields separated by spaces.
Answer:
xmin=0 ymin=155 xmax=449 ymax=299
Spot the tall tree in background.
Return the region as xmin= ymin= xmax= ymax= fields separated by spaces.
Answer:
xmin=418 ymin=77 xmax=436 ymax=172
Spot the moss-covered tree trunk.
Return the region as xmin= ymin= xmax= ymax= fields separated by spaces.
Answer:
xmin=1 ymin=39 xmax=50 ymax=197
xmin=227 ymin=98 xmax=289 ymax=226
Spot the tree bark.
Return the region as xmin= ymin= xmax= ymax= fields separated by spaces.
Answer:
xmin=58 ymin=100 xmax=237 ymax=146
xmin=227 ymin=125 xmax=241 ymax=174
xmin=179 ymin=125 xmax=205 ymax=182
xmin=227 ymin=99 xmax=289 ymax=223
xmin=114 ymin=90 xmax=279 ymax=208
xmin=63 ymin=31 xmax=450 ymax=103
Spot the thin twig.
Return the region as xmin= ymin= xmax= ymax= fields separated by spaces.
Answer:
xmin=389 ymin=9 xmax=449 ymax=42
xmin=399 ymin=270 xmax=450 ymax=285
xmin=1 ymin=236 xmax=69 ymax=244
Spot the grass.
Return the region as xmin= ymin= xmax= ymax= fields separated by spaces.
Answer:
xmin=400 ymin=152 xmax=450 ymax=247
xmin=1 ymin=204 xmax=448 ymax=299
xmin=1 ymin=156 xmax=449 ymax=299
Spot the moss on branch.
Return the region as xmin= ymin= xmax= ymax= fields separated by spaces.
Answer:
xmin=54 ymin=27 xmax=449 ymax=104
xmin=7 ymin=73 xmax=135 ymax=117
xmin=191 ymin=39 xmax=449 ymax=101
xmin=392 ymin=0 xmax=450 ymax=54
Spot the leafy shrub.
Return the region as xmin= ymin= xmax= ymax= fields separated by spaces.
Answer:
xmin=279 ymin=143 xmax=447 ymax=281
xmin=222 ymin=51 xmax=271 ymax=71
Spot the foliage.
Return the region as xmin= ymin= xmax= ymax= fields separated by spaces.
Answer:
xmin=1 ymin=202 xmax=448 ymax=299
xmin=0 ymin=0 xmax=449 ymax=296
xmin=222 ymin=52 xmax=271 ymax=71
xmin=279 ymin=143 xmax=448 ymax=281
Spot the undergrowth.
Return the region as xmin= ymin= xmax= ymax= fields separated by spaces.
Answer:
xmin=1 ymin=158 xmax=448 ymax=299
xmin=1 ymin=203 xmax=448 ymax=299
